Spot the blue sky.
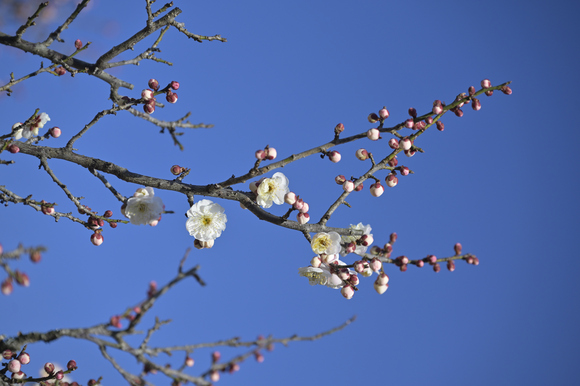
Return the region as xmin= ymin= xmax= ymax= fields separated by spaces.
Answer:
xmin=1 ymin=0 xmax=579 ymax=385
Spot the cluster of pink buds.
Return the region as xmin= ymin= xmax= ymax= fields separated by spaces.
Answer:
xmin=367 ymin=106 xmax=389 ymax=123
xmin=285 ymin=192 xmax=310 ymax=224
xmin=141 ymin=79 xmax=180 ymax=114
xmin=55 ymin=66 xmax=66 ymax=76
xmin=255 ymin=146 xmax=277 ymax=161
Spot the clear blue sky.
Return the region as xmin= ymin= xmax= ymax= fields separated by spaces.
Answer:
xmin=1 ymin=1 xmax=579 ymax=385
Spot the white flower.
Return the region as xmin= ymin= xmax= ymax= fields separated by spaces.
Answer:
xmin=124 ymin=187 xmax=164 ymax=225
xmin=256 ymin=172 xmax=289 ymax=208
xmin=185 ymin=199 xmax=227 ymax=241
xmin=298 ymin=263 xmax=343 ymax=289
xmin=340 ymin=223 xmax=372 ymax=256
xmin=12 ymin=113 xmax=51 ymax=140
xmin=311 ymin=231 xmax=341 ymax=255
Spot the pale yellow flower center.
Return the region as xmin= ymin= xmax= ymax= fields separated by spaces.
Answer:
xmin=300 ymin=271 xmax=325 ymax=285
xmin=137 ymin=203 xmax=149 ymax=212
xmin=312 ymin=235 xmax=331 ymax=253
xmin=201 ymin=215 xmax=212 ymax=226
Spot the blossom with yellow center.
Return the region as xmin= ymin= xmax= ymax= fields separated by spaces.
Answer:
xmin=311 ymin=232 xmax=341 ymax=255
xmin=256 ymin=172 xmax=289 ymax=208
xmin=185 ymin=199 xmax=227 ymax=241
xmin=124 ymin=187 xmax=164 ymax=226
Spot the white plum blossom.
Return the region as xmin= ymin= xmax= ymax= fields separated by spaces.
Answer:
xmin=311 ymin=232 xmax=341 ymax=255
xmin=13 ymin=113 xmax=51 ymax=140
xmin=298 ymin=263 xmax=343 ymax=289
xmin=124 ymin=187 xmax=164 ymax=226
xmin=185 ymin=199 xmax=227 ymax=241
xmin=256 ymin=172 xmax=289 ymax=208
xmin=341 ymin=223 xmax=373 ymax=256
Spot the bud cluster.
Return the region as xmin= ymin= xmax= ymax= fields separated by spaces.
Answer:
xmin=1 ymin=349 xmax=78 ymax=383
xmin=141 ymin=79 xmax=181 ymax=114
xmin=255 ymin=146 xmax=277 ymax=161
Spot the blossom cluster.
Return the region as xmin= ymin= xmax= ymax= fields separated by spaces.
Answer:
xmin=299 ymin=224 xmax=383 ymax=299
xmin=11 ymin=112 xmax=52 ymax=140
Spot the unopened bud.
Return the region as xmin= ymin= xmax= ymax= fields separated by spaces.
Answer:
xmin=44 ymin=362 xmax=55 ymax=374
xmin=436 ymin=121 xmax=444 ymax=131
xmin=385 ymin=174 xmax=398 ymax=187
xmin=328 ymin=150 xmax=341 ymax=163
xmin=454 ymin=243 xmax=462 ymax=255
xmin=255 ymin=149 xmax=266 ymax=160
xmin=297 ymin=212 xmax=310 ymax=224
xmin=354 ymin=182 xmax=363 ymax=192
xmin=148 ymin=78 xmax=159 ymax=90
xmin=8 ymin=144 xmax=19 ymax=154
xmin=369 ymin=257 xmax=382 ymax=272
xmin=334 ymin=123 xmax=344 ymax=135
xmin=408 ymin=107 xmax=417 ymax=118
xmin=341 ymin=285 xmax=355 ymax=299
xmin=447 ymin=260 xmax=456 ymax=272
xmin=90 ymin=232 xmax=104 ymax=246
xmin=185 ymin=357 xmax=194 ymax=367
xmin=388 ymin=138 xmax=399 ymax=149
xmin=170 ymin=165 xmax=183 ymax=175
xmin=405 ymin=118 xmax=415 ymax=128
xmin=141 ymin=89 xmax=154 ymax=100
xmin=266 ymin=147 xmax=277 ymax=160
xmin=284 ymin=192 xmax=297 ymax=205
xmin=400 ymin=137 xmax=412 ymax=151
xmin=17 ymin=353 xmax=30 ymax=365
xmin=501 ymin=85 xmax=512 ymax=95
xmin=335 ymin=175 xmax=346 ymax=184
xmin=355 ymin=148 xmax=369 ymax=161
xmin=379 ymin=107 xmax=389 ymax=119
xmin=170 ymin=81 xmax=180 ymax=90
xmin=49 ymin=127 xmax=61 ymax=138
xmin=481 ymin=79 xmax=491 ymax=88
xmin=374 ymin=282 xmax=388 ymax=294
xmin=471 ymin=98 xmax=481 ymax=111
xmin=399 ymin=166 xmax=410 ymax=176
xmin=343 ymin=180 xmax=354 ymax=192
xmin=468 ymin=86 xmax=476 ymax=95
xmin=370 ymin=182 xmax=384 ymax=197
xmin=55 ymin=66 xmax=66 ymax=76
xmin=8 ymin=359 xmax=21 ymax=373
xmin=433 ymin=263 xmax=441 ymax=273
xmin=368 ymin=113 xmax=379 ymax=123
xmin=367 ymin=128 xmax=380 ymax=141
xmin=389 ymin=232 xmax=397 ymax=243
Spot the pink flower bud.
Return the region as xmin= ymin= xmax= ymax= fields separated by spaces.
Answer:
xmin=379 ymin=107 xmax=389 ymax=119
xmin=416 ymin=260 xmax=424 ymax=268
xmin=369 ymin=257 xmax=382 ymax=272
xmin=501 ymin=86 xmax=512 ymax=95
xmin=255 ymin=351 xmax=264 ymax=363
xmin=433 ymin=263 xmax=441 ymax=273
xmin=311 ymin=256 xmax=322 ymax=268
xmin=349 ymin=275 xmax=360 ymax=286
xmin=338 ymin=268 xmax=350 ymax=281
xmin=360 ymin=234 xmax=373 ymax=247
xmin=374 ymin=282 xmax=388 ymax=294
xmin=299 ymin=202 xmax=309 ymax=213
xmin=425 ymin=116 xmax=433 ymax=124
xmin=11 ymin=371 xmax=25 ymax=380
xmin=468 ymin=86 xmax=476 ymax=95
xmin=405 ymin=118 xmax=415 ymax=129
xmin=453 ymin=108 xmax=464 ymax=117
xmin=170 ymin=165 xmax=183 ymax=175
xmin=185 ymin=357 xmax=194 ymax=367
xmin=2 ymin=350 xmax=13 ymax=360
xmin=8 ymin=359 xmax=21 ymax=373
xmin=328 ymin=150 xmax=341 ymax=163
xmin=432 ymin=105 xmax=443 ymax=115
xmin=454 ymin=243 xmax=462 ymax=255
xmin=297 ymin=212 xmax=310 ymax=224
xmin=14 ymin=271 xmax=30 ymax=286
xmin=389 ymin=233 xmax=397 ymax=243
xmin=485 ymin=90 xmax=494 ymax=96
xmin=8 ymin=144 xmax=19 ymax=154
xmin=166 ymin=91 xmax=178 ymax=103
xmin=343 ymin=180 xmax=354 ymax=192
xmin=266 ymin=147 xmax=277 ymax=160
xmin=335 ymin=175 xmax=346 ymax=184
xmin=404 ymin=149 xmax=416 ymax=157
xmin=436 ymin=120 xmax=444 ymax=131
xmin=388 ymin=138 xmax=399 ymax=149
xmin=427 ymin=255 xmax=437 ymax=264
xmin=408 ymin=107 xmax=417 ymax=118
xmin=370 ymin=245 xmax=381 ymax=255
xmin=447 ymin=260 xmax=456 ymax=272
xmin=354 ymin=182 xmax=363 ymax=192
xmin=376 ymin=273 xmax=389 ymax=286
xmin=67 ymin=360 xmax=78 ymax=370
xmin=471 ymin=98 xmax=481 ymax=111
xmin=18 ymin=353 xmax=30 ymax=365
xmin=74 ymin=39 xmax=82 ymax=49
xmin=141 ymin=89 xmax=154 ymax=100
xmin=41 ymin=202 xmax=55 ymax=215
xmin=210 ymin=370 xmax=220 ymax=382
xmin=293 ymin=198 xmax=305 ymax=211
xmin=170 ymin=81 xmax=180 ymax=90
xmin=481 ymin=79 xmax=491 ymax=88
xmin=109 ymin=221 xmax=118 ymax=228
xmin=44 ymin=362 xmax=55 ymax=374
xmin=1 ymin=279 xmax=13 ymax=295
xmin=415 ymin=121 xmax=426 ymax=131
xmin=56 ymin=370 xmax=64 ymax=380
xmin=143 ymin=102 xmax=155 ymax=114
xmin=345 ymin=242 xmax=356 ymax=254
xmin=148 ymin=78 xmax=159 ymax=90
xmin=385 ymin=174 xmax=398 ymax=187
xmin=91 ymin=232 xmax=104 ymax=246
xmin=368 ymin=113 xmax=379 ymax=123
xmin=388 ymin=156 xmax=398 ymax=167
xmin=341 ymin=285 xmax=355 ymax=299
xmin=400 ymin=137 xmax=412 ymax=151
xmin=255 ymin=149 xmax=266 ymax=160
xmin=284 ymin=192 xmax=297 ymax=205
xmin=367 ymin=128 xmax=380 ymax=140
xmin=370 ymin=182 xmax=384 ymax=197
xmin=212 ymin=351 xmax=221 ymax=363
xmin=49 ymin=127 xmax=61 ymax=138
xmin=399 ymin=166 xmax=410 ymax=176
xmin=55 ymin=66 xmax=66 ymax=76
xmin=400 ymin=264 xmax=408 ymax=272
xmin=473 ymin=257 xmax=480 ymax=265
xmin=354 ymin=260 xmax=366 ymax=273
xmin=355 ymin=148 xmax=369 ymax=160
xmin=334 ymin=123 xmax=344 ymax=135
